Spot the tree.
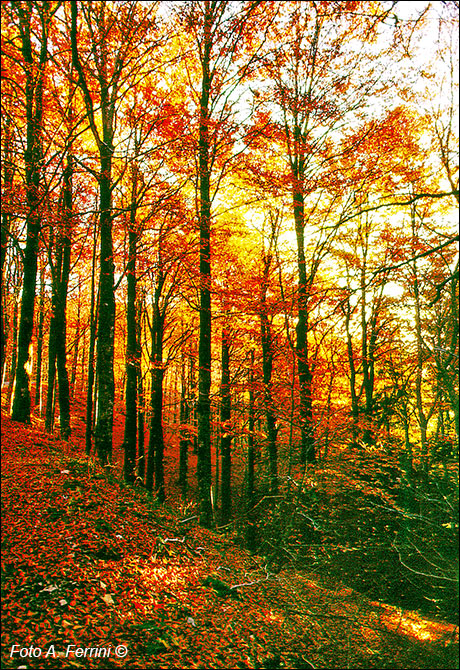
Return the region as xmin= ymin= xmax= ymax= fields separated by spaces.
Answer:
xmin=259 ymin=0 xmax=414 ymax=464
xmin=123 ymin=158 xmax=141 ymax=483
xmin=10 ymin=1 xmax=57 ymax=423
xmin=177 ymin=0 xmax=273 ymax=526
xmin=143 ymin=197 xmax=192 ymax=501
xmin=259 ymin=210 xmax=280 ymax=494
xmin=1 ymin=111 xmax=15 ymax=380
xmin=44 ymin=152 xmax=73 ymax=439
xmin=70 ymin=0 xmax=157 ymax=464
xmin=220 ymin=321 xmax=232 ymax=524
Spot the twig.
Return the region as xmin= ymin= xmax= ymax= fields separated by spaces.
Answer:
xmin=285 ymin=608 xmax=354 ymax=620
xmin=230 ymin=572 xmax=273 ymax=590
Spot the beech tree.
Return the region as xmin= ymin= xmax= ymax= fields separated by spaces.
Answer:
xmin=70 ymin=0 xmax=157 ymax=464
xmin=9 ymin=1 xmax=57 ymax=423
xmin=259 ymin=210 xmax=280 ymax=494
xmin=1 ymin=112 xmax=15 ymax=380
xmin=176 ymin=0 xmax=273 ymax=526
xmin=44 ymin=151 xmax=73 ymax=439
xmin=258 ymin=0 xmax=414 ymax=464
xmin=219 ymin=320 xmax=232 ymax=524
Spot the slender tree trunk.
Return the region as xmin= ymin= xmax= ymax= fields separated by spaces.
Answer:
xmin=45 ymin=176 xmax=72 ymax=441
xmin=85 ymin=222 xmax=98 ymax=455
xmin=414 ymin=269 xmax=429 ymax=464
xmin=1 ymin=114 xmax=14 ymax=380
xmin=410 ymin=210 xmax=436 ymax=470
xmin=45 ymin=325 xmax=57 ymax=434
xmin=260 ymin=253 xmax=278 ymax=494
xmin=45 ymin=227 xmax=57 ymax=434
xmin=146 ymin=290 xmax=165 ymax=501
xmin=196 ymin=2 xmax=214 ymax=527
xmin=11 ymin=5 xmax=48 ymax=423
xmin=293 ymin=185 xmax=315 ymax=464
xmin=151 ymin=367 xmax=165 ymax=501
xmin=220 ymin=326 xmax=232 ymax=524
xmin=94 ymin=149 xmax=115 ymax=464
xmin=54 ymin=154 xmax=73 ymax=440
xmin=137 ymin=299 xmax=146 ymax=481
xmin=71 ymin=3 xmax=116 ymax=465
xmin=7 ymin=292 xmax=19 ymax=409
xmin=34 ymin=264 xmax=46 ymax=411
xmin=344 ymin=295 xmax=360 ymax=446
xmin=146 ymin=365 xmax=164 ymax=498
xmin=123 ymin=166 xmax=139 ymax=484
xmin=137 ymin=371 xmax=145 ymax=481
xmin=360 ymin=259 xmax=374 ymax=447
xmin=70 ymin=286 xmax=81 ymax=398
xmin=179 ymin=353 xmax=190 ymax=500
xmin=246 ymin=350 xmax=257 ymax=551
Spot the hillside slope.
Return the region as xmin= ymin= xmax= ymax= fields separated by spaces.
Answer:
xmin=1 ymin=412 xmax=458 ymax=669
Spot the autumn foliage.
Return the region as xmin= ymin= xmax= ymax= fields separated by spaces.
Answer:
xmin=1 ymin=1 xmax=459 ymax=668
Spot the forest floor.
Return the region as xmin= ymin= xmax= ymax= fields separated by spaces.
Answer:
xmin=1 ymin=405 xmax=458 ymax=670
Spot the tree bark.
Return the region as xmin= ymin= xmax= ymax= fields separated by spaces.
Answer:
xmin=137 ymin=297 xmax=146 ymax=482
xmin=55 ymin=154 xmax=73 ymax=440
xmin=123 ymin=166 xmax=139 ymax=484
xmin=11 ymin=4 xmax=49 ymax=423
xmin=146 ymin=277 xmax=166 ymax=502
xmin=179 ymin=353 xmax=190 ymax=500
xmin=293 ymin=185 xmax=315 ymax=464
xmin=85 ymin=222 xmax=98 ymax=455
xmin=34 ymin=263 xmax=46 ymax=411
xmin=344 ymin=295 xmax=360 ymax=446
xmin=44 ymin=156 xmax=72 ymax=440
xmin=94 ymin=149 xmax=115 ymax=464
xmin=70 ymin=286 xmax=81 ymax=398
xmin=1 ymin=114 xmax=14 ymax=380
xmin=196 ymin=1 xmax=214 ymax=527
xmin=260 ymin=245 xmax=279 ymax=494
xmin=246 ymin=349 xmax=257 ymax=551
xmin=220 ymin=326 xmax=232 ymax=524
xmin=71 ymin=2 xmax=116 ymax=465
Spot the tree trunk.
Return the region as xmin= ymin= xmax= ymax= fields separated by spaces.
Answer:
xmin=71 ymin=2 xmax=116 ymax=465
xmin=44 ymin=160 xmax=72 ymax=441
xmin=260 ymin=250 xmax=278 ymax=494
xmin=196 ymin=2 xmax=214 ymax=527
xmin=11 ymin=5 xmax=48 ymax=423
xmin=137 ymin=301 xmax=146 ymax=482
xmin=246 ymin=350 xmax=257 ymax=551
xmin=293 ymin=185 xmax=315 ymax=464
xmin=55 ymin=154 xmax=73 ymax=440
xmin=146 ymin=294 xmax=165 ymax=502
xmin=45 ymin=320 xmax=57 ymax=434
xmin=149 ymin=367 xmax=165 ymax=502
xmin=7 ymin=292 xmax=19 ymax=409
xmin=344 ymin=295 xmax=360 ymax=446
xmin=179 ymin=353 xmax=190 ymax=500
xmin=123 ymin=167 xmax=139 ymax=484
xmin=45 ymin=227 xmax=57 ymax=434
xmin=220 ymin=327 xmax=232 ymax=524
xmin=34 ymin=263 xmax=46 ymax=411
xmin=85 ymin=222 xmax=98 ymax=455
xmin=94 ymin=150 xmax=115 ymax=464
xmin=70 ymin=286 xmax=81 ymax=398
xmin=360 ymin=265 xmax=374 ymax=447
xmin=1 ymin=114 xmax=14 ymax=380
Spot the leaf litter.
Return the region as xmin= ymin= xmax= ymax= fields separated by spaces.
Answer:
xmin=1 ymin=411 xmax=458 ymax=669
